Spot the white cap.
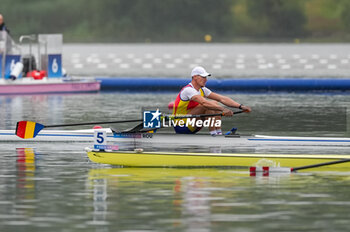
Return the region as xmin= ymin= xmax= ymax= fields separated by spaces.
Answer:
xmin=191 ymin=66 xmax=211 ymax=77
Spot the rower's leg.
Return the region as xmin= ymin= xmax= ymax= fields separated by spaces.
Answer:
xmin=206 ymin=111 xmax=222 ymax=134
xmin=205 ymin=102 xmax=222 ymax=135
xmin=189 ymin=103 xmax=222 ymax=135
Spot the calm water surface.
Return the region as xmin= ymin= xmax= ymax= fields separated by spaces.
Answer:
xmin=0 ymin=92 xmax=350 ymax=231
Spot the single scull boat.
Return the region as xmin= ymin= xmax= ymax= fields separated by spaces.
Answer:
xmin=2 ymin=128 xmax=350 ymax=147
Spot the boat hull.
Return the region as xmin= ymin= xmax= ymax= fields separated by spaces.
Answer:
xmin=1 ymin=129 xmax=350 ymax=147
xmin=86 ymin=149 xmax=350 ymax=171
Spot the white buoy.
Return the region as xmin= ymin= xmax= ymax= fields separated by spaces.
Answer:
xmin=10 ymin=62 xmax=24 ymax=80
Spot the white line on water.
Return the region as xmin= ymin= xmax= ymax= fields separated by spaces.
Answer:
xmin=174 ymin=58 xmax=183 ymax=63
xmin=145 ymin=53 xmax=154 ymax=59
xmin=163 ymin=54 xmax=172 ymax=59
xmin=120 ymin=64 xmax=130 ymax=69
xmin=74 ymin=63 xmax=83 ymax=69
xmin=92 ymin=58 xmax=101 ymax=64
xmin=71 ymin=58 xmax=80 ymax=64
xmin=97 ymin=63 xmax=107 ymax=69
xmin=153 ymin=58 xmax=162 ymax=63
xmin=166 ymin=64 xmax=176 ymax=69
xmin=281 ymin=64 xmax=291 ymax=69
xmin=304 ymin=64 xmax=314 ymax=69
xmin=133 ymin=58 xmax=142 ymax=63
xmin=258 ymin=64 xmax=268 ymax=69
xmin=212 ymin=64 xmax=222 ymax=69
xmin=235 ymin=59 xmax=244 ymax=64
xmin=113 ymin=58 xmax=122 ymax=63
xmin=142 ymin=64 xmax=152 ymax=69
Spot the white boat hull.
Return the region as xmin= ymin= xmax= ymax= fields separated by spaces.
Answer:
xmin=1 ymin=129 xmax=350 ymax=147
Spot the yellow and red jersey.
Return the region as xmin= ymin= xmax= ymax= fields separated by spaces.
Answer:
xmin=173 ymin=83 xmax=211 ymax=115
xmin=172 ymin=83 xmax=211 ymax=134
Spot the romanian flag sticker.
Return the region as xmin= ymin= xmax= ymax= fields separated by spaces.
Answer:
xmin=16 ymin=121 xmax=45 ymax=139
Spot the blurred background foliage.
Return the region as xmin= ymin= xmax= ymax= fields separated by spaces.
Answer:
xmin=2 ymin=0 xmax=350 ymax=42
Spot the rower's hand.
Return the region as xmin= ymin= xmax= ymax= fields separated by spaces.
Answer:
xmin=241 ymin=105 xmax=252 ymax=113
xmin=222 ymin=109 xmax=233 ymax=116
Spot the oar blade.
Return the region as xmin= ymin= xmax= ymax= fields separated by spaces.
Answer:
xmin=16 ymin=121 xmax=45 ymax=139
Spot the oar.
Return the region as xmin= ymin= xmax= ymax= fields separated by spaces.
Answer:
xmin=250 ymin=158 xmax=350 ymax=175
xmin=291 ymin=159 xmax=350 ymax=172
xmin=165 ymin=110 xmax=244 ymax=120
xmin=16 ymin=111 xmax=244 ymax=139
xmin=16 ymin=119 xmax=143 ymax=139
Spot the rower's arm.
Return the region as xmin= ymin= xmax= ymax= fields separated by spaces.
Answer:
xmin=191 ymin=95 xmax=225 ymax=111
xmin=208 ymin=92 xmax=240 ymax=108
xmin=208 ymin=92 xmax=252 ymax=112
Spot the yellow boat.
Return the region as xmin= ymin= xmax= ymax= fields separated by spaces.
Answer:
xmin=85 ymin=148 xmax=350 ymax=171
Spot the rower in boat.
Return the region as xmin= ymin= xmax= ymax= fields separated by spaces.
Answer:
xmin=172 ymin=66 xmax=251 ymax=136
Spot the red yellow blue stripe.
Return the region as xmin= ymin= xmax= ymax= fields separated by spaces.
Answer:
xmin=16 ymin=121 xmax=45 ymax=139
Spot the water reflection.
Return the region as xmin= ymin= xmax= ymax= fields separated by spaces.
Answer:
xmin=91 ymin=178 xmax=108 ymax=224
xmin=0 ymin=95 xmax=66 ymax=130
xmin=87 ymin=167 xmax=294 ymax=231
xmin=16 ymin=148 xmax=37 ymax=198
xmin=0 ymin=93 xmax=100 ymax=130
xmin=14 ymin=148 xmax=38 ymax=222
xmin=2 ymin=146 xmax=350 ymax=231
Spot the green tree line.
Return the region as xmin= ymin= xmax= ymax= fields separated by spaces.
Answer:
xmin=2 ymin=0 xmax=350 ymax=42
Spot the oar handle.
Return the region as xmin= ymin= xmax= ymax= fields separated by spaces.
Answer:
xmin=44 ymin=119 xmax=143 ymax=128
